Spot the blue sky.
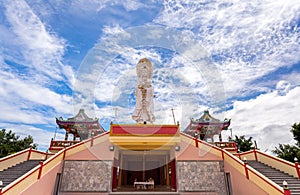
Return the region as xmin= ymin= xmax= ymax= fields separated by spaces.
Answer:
xmin=0 ymin=0 xmax=299 ymax=152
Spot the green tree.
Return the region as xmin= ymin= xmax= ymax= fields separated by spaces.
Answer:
xmin=291 ymin=123 xmax=300 ymax=147
xmin=273 ymin=123 xmax=300 ymax=162
xmin=273 ymin=144 xmax=300 ymax=162
xmin=233 ymin=135 xmax=254 ymax=152
xmin=0 ymin=129 xmax=37 ymax=158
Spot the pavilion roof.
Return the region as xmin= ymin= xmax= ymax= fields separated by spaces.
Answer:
xmin=55 ymin=109 xmax=105 ymax=138
xmin=56 ymin=109 xmax=98 ymax=124
xmin=190 ymin=110 xmax=230 ymax=127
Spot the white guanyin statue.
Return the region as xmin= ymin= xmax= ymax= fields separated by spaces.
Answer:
xmin=132 ymin=58 xmax=155 ymax=124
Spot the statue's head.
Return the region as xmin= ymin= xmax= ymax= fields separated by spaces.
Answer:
xmin=138 ymin=58 xmax=152 ymax=66
xmin=136 ymin=58 xmax=153 ymax=85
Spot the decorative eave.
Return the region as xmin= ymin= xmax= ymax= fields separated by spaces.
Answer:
xmin=189 ymin=110 xmax=231 ymax=130
xmin=56 ymin=109 xmax=98 ymax=124
xmin=55 ymin=118 xmax=100 ymax=126
xmin=109 ymin=124 xmax=181 ymax=150
xmin=55 ymin=109 xmax=105 ymax=135
xmin=190 ymin=120 xmax=231 ymax=129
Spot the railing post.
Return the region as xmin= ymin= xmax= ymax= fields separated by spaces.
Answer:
xmin=0 ymin=188 xmax=2 ymax=195
xmin=91 ymin=136 xmax=94 ymax=147
xmin=63 ymin=149 xmax=66 ymax=160
xmin=295 ymin=162 xmax=300 ymax=179
xmin=243 ymin=158 xmax=249 ymax=179
xmin=38 ymin=161 xmax=44 ymax=179
xmin=221 ymin=150 xmax=224 ymax=160
xmin=254 ymin=149 xmax=258 ymax=161
xmin=27 ymin=147 xmax=32 ymax=160
xmin=194 ymin=138 xmax=198 ymax=148
xmin=283 ymin=181 xmax=291 ymax=195
xmin=284 ymin=188 xmax=291 ymax=195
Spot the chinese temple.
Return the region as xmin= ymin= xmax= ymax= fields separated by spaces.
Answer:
xmin=184 ymin=110 xmax=231 ymax=142
xmin=49 ymin=109 xmax=105 ymax=153
xmin=56 ymin=109 xmax=105 ymax=141
xmin=0 ymin=58 xmax=298 ymax=195
xmin=184 ymin=110 xmax=236 ymax=153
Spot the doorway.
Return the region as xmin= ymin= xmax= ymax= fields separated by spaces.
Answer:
xmin=113 ymin=150 xmax=176 ymax=191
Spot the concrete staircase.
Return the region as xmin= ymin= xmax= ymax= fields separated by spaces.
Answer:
xmin=248 ymin=160 xmax=300 ymax=195
xmin=0 ymin=160 xmax=41 ymax=188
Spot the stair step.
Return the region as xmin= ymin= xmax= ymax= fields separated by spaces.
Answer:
xmin=273 ymin=180 xmax=300 ymax=184
xmin=0 ymin=175 xmax=25 ymax=179
xmin=248 ymin=160 xmax=300 ymax=195
xmin=0 ymin=160 xmax=41 ymax=187
xmin=268 ymin=176 xmax=296 ymax=179
xmin=260 ymin=174 xmax=291 ymax=177
xmin=272 ymin=178 xmax=299 ymax=181
xmin=286 ymin=185 xmax=300 ymax=188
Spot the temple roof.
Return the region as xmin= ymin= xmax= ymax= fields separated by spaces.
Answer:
xmin=190 ymin=110 xmax=230 ymax=128
xmin=183 ymin=110 xmax=231 ymax=139
xmin=56 ymin=109 xmax=98 ymax=124
xmin=56 ymin=109 xmax=105 ymax=139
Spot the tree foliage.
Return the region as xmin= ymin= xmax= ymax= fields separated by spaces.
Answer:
xmin=291 ymin=123 xmax=300 ymax=147
xmin=233 ymin=135 xmax=254 ymax=152
xmin=273 ymin=123 xmax=300 ymax=162
xmin=273 ymin=144 xmax=300 ymax=163
xmin=0 ymin=129 xmax=37 ymax=158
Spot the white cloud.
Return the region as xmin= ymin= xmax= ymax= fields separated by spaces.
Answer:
xmin=280 ymin=72 xmax=300 ymax=88
xmin=0 ymin=70 xmax=73 ymax=123
xmin=75 ymin=0 xmax=147 ymax=12
xmin=102 ymin=25 xmax=129 ymax=37
xmin=223 ymin=86 xmax=300 ymax=151
xmin=155 ymin=0 xmax=300 ymax=97
xmin=120 ymin=0 xmax=147 ymax=11
xmin=0 ymin=0 xmax=77 ymax=139
xmin=2 ymin=0 xmax=74 ymax=85
xmin=276 ymin=80 xmax=291 ymax=96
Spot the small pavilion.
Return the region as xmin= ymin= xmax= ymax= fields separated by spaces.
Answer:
xmin=56 ymin=109 xmax=105 ymax=141
xmin=184 ymin=110 xmax=231 ymax=142
xmin=49 ymin=109 xmax=105 ymax=153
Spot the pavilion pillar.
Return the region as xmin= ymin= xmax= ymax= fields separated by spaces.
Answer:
xmin=64 ymin=132 xmax=69 ymax=141
xmin=142 ymin=153 xmax=146 ymax=181
xmin=166 ymin=155 xmax=170 ymax=186
xmin=170 ymin=159 xmax=177 ymax=191
xmin=118 ymin=154 xmax=123 ymax=187
xmin=112 ymin=158 xmax=119 ymax=191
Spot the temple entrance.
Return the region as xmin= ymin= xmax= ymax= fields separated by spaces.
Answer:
xmin=112 ymin=150 xmax=176 ymax=192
